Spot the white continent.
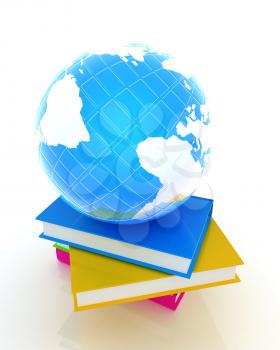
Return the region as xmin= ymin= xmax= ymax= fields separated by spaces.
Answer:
xmin=135 ymin=135 xmax=204 ymax=218
xmin=38 ymin=74 xmax=90 ymax=148
xmin=176 ymin=106 xmax=203 ymax=138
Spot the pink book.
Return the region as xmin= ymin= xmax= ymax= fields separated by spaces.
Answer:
xmin=55 ymin=245 xmax=186 ymax=311
xmin=149 ymin=293 xmax=185 ymax=310
xmin=56 ymin=247 xmax=70 ymax=265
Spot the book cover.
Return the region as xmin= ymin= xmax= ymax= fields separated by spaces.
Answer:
xmin=70 ymin=219 xmax=243 ymax=311
xmin=149 ymin=293 xmax=186 ymax=311
xmin=54 ymin=243 xmax=186 ymax=311
xmin=56 ymin=247 xmax=70 ymax=265
xmin=37 ymin=196 xmax=213 ymax=277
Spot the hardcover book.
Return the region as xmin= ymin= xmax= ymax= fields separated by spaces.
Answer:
xmin=54 ymin=242 xmax=186 ymax=311
xmin=37 ymin=196 xmax=213 ymax=277
xmin=70 ymin=219 xmax=243 ymax=311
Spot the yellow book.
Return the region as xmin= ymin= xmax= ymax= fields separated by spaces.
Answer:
xmin=70 ymin=219 xmax=243 ymax=311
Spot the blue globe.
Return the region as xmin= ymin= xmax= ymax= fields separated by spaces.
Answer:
xmin=36 ymin=44 xmax=210 ymax=224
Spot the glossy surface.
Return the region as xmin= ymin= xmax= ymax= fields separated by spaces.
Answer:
xmin=37 ymin=45 xmax=210 ymax=223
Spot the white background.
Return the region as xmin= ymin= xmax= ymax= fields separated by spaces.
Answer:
xmin=0 ymin=0 xmax=280 ymax=349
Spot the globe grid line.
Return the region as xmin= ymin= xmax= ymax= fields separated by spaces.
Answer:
xmin=38 ymin=46 xmax=209 ymax=222
xmin=45 ymin=88 xmax=197 ymax=217
xmin=71 ymin=71 xmax=195 ymax=193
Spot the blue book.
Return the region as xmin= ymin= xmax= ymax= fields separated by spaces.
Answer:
xmin=37 ymin=196 xmax=213 ymax=278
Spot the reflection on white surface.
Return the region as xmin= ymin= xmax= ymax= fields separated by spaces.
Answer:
xmin=55 ymin=255 xmax=225 ymax=350
xmin=58 ymin=294 xmax=225 ymax=350
xmin=58 ymin=313 xmax=81 ymax=350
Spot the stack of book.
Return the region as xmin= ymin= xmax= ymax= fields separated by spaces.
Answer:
xmin=37 ymin=196 xmax=243 ymax=311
